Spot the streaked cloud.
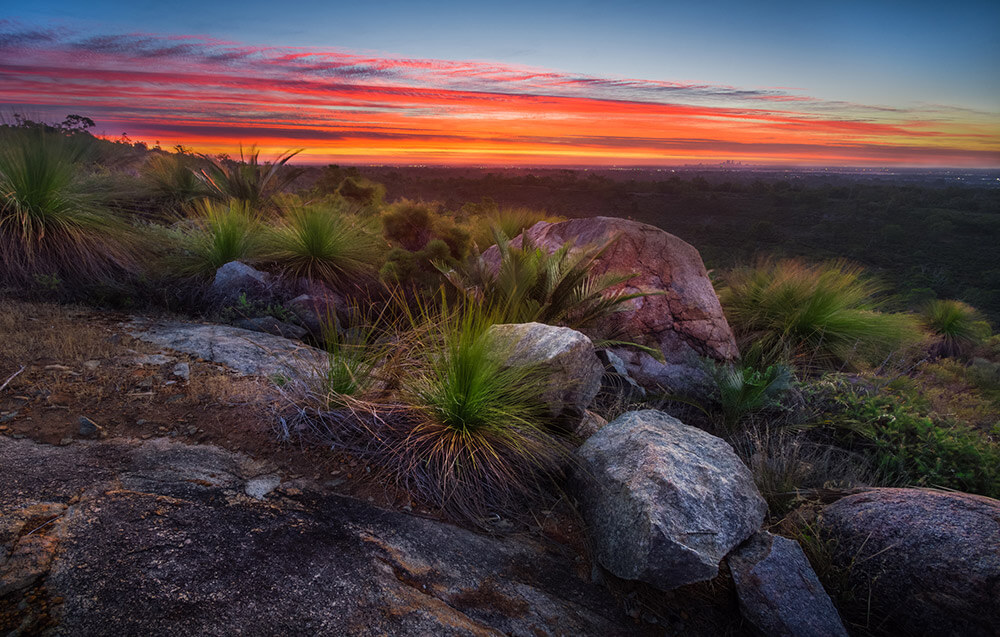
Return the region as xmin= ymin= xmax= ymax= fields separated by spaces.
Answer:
xmin=1 ymin=24 xmax=997 ymax=166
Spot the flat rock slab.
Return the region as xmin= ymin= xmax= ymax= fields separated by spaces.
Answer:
xmin=128 ymin=320 xmax=326 ymax=380
xmin=0 ymin=437 xmax=632 ymax=636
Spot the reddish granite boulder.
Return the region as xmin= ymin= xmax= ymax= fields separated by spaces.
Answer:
xmin=484 ymin=217 xmax=738 ymax=392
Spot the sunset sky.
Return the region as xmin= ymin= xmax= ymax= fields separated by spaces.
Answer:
xmin=2 ymin=1 xmax=999 ymax=167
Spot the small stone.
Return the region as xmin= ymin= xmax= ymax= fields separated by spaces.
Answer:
xmin=83 ymin=360 xmax=101 ymax=371
xmin=0 ymin=411 xmax=17 ymax=423
xmin=245 ymin=475 xmax=281 ymax=499
xmin=59 ymin=437 xmax=73 ymax=446
xmin=78 ymin=416 xmax=99 ymax=437
xmin=136 ymin=419 xmax=146 ymax=425
xmin=172 ymin=362 xmax=190 ymax=382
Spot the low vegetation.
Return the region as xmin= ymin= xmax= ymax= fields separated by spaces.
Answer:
xmin=2 ymin=114 xmax=997 ymax=538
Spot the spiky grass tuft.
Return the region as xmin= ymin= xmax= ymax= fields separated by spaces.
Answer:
xmin=919 ymin=299 xmax=990 ymax=358
xmin=172 ymin=199 xmax=262 ymax=277
xmin=718 ymin=259 xmax=920 ymax=371
xmin=0 ymin=129 xmax=138 ymax=286
xmin=261 ymin=204 xmax=382 ymax=288
xmin=195 ymin=145 xmax=302 ymax=214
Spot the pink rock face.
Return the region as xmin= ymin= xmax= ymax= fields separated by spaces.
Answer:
xmin=484 ymin=217 xmax=738 ymax=390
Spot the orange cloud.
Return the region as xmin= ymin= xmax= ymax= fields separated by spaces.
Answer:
xmin=1 ymin=28 xmax=997 ymax=167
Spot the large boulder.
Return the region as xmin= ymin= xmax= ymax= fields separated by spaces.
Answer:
xmin=0 ymin=436 xmax=632 ymax=636
xmin=574 ymin=410 xmax=766 ymax=590
xmin=488 ymin=322 xmax=604 ymax=420
xmin=484 ymin=218 xmax=738 ymax=392
xmin=817 ymin=488 xmax=1000 ymax=637
xmin=728 ymin=531 xmax=847 ymax=637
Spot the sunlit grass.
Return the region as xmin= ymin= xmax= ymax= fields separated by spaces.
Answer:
xmin=919 ymin=299 xmax=991 ymax=358
xmin=172 ymin=199 xmax=263 ymax=277
xmin=0 ymin=129 xmax=139 ymax=286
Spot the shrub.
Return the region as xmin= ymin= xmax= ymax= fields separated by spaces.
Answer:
xmin=141 ymin=153 xmax=208 ymax=213
xmin=442 ymin=230 xmax=645 ymax=329
xmin=195 ymin=146 xmax=302 ymax=214
xmin=261 ymin=204 xmax=383 ymax=288
xmin=0 ymin=129 xmax=138 ymax=287
xmin=468 ymin=206 xmax=559 ymax=249
xmin=380 ymin=202 xmax=471 ymax=289
xmin=919 ymin=299 xmax=991 ymax=358
xmin=718 ymin=259 xmax=921 ymax=371
xmin=337 ymin=176 xmax=385 ymax=210
xmin=814 ymin=376 xmax=1000 ymax=497
xmin=172 ymin=200 xmax=262 ymax=277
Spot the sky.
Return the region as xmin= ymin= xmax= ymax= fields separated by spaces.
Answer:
xmin=2 ymin=1 xmax=999 ymax=167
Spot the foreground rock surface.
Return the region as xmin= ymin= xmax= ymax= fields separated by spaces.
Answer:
xmin=574 ymin=410 xmax=766 ymax=590
xmin=129 ymin=320 xmax=326 ymax=379
xmin=0 ymin=437 xmax=633 ymax=636
xmin=728 ymin=531 xmax=847 ymax=637
xmin=489 ymin=322 xmax=604 ymax=420
xmin=818 ymin=488 xmax=1000 ymax=637
xmin=485 ymin=218 xmax=738 ymax=392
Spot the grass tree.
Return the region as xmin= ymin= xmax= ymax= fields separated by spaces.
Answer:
xmin=195 ymin=145 xmax=302 ymax=214
xmin=919 ymin=299 xmax=991 ymax=358
xmin=0 ymin=129 xmax=139 ymax=287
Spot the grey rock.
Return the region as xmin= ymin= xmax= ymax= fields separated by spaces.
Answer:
xmin=234 ymin=316 xmax=308 ymax=340
xmin=133 ymin=353 xmax=175 ymax=366
xmin=575 ymin=410 xmax=766 ymax=590
xmin=483 ymin=218 xmax=739 ymax=394
xmin=244 ymin=474 xmax=282 ymax=499
xmin=819 ymin=487 xmax=1000 ymax=637
xmin=597 ymin=349 xmax=646 ymax=398
xmin=78 ymin=416 xmax=99 ymax=437
xmin=286 ymin=292 xmax=350 ymax=336
xmin=0 ymin=436 xmax=632 ymax=636
xmin=128 ymin=320 xmax=326 ymax=380
xmin=574 ymin=410 xmax=608 ymax=440
xmin=488 ymin=322 xmax=604 ymax=420
xmin=729 ymin=531 xmax=847 ymax=637
xmin=211 ymin=261 xmax=272 ymax=303
xmin=171 ymin=362 xmax=190 ymax=381
xmin=82 ymin=359 xmax=101 ymax=371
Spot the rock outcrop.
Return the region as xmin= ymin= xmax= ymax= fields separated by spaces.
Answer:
xmin=0 ymin=437 xmax=632 ymax=636
xmin=128 ymin=320 xmax=326 ymax=379
xmin=728 ymin=531 xmax=847 ymax=637
xmin=488 ymin=322 xmax=604 ymax=420
xmin=574 ymin=410 xmax=766 ymax=590
xmin=484 ymin=218 xmax=738 ymax=392
xmin=818 ymin=488 xmax=1000 ymax=637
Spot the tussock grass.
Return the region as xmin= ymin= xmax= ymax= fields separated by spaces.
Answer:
xmin=261 ymin=204 xmax=383 ymax=287
xmin=0 ymin=130 xmax=139 ymax=286
xmin=718 ymin=259 xmax=921 ymax=371
xmin=919 ymin=299 xmax=991 ymax=358
xmin=172 ymin=199 xmax=263 ymax=277
xmin=141 ymin=153 xmax=208 ymax=213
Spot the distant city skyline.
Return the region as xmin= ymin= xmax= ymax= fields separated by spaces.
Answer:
xmin=2 ymin=1 xmax=998 ymax=167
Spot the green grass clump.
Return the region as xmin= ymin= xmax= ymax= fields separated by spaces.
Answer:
xmin=141 ymin=153 xmax=208 ymax=213
xmin=718 ymin=259 xmax=920 ymax=371
xmin=443 ymin=230 xmax=644 ymax=329
xmin=468 ymin=206 xmax=560 ymax=249
xmin=173 ymin=200 xmax=262 ymax=277
xmin=196 ymin=145 xmax=302 ymax=214
xmin=261 ymin=204 xmax=382 ymax=287
xmin=0 ymin=130 xmax=138 ymax=287
xmin=710 ymin=361 xmax=791 ymax=432
xmin=919 ymin=299 xmax=991 ymax=358
xmin=396 ymin=299 xmax=569 ymax=524
xmin=816 ymin=377 xmax=1000 ymax=498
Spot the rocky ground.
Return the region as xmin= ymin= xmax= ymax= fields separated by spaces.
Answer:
xmin=0 ymin=298 xmax=725 ymax=636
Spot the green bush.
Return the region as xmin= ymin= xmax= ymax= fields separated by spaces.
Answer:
xmin=195 ymin=146 xmax=302 ymax=214
xmin=172 ymin=200 xmax=262 ymax=277
xmin=816 ymin=377 xmax=1000 ymax=497
xmin=337 ymin=176 xmax=385 ymax=210
xmin=261 ymin=204 xmax=383 ymax=288
xmin=0 ymin=129 xmax=138 ymax=287
xmin=718 ymin=259 xmax=921 ymax=370
xmin=141 ymin=153 xmax=208 ymax=213
xmin=442 ymin=230 xmax=645 ymax=329
xmin=919 ymin=299 xmax=991 ymax=358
